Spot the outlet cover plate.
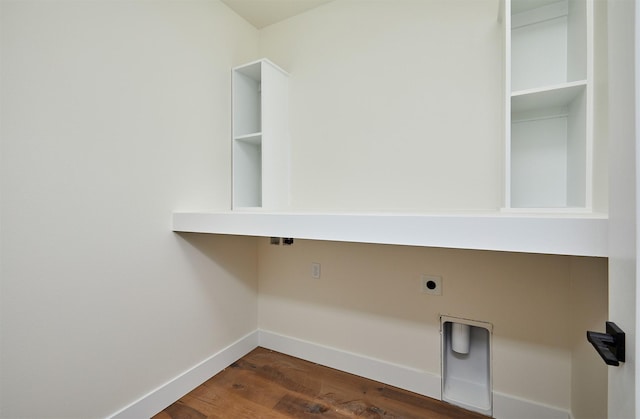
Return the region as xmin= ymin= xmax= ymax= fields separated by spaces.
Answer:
xmin=311 ymin=262 xmax=321 ymax=279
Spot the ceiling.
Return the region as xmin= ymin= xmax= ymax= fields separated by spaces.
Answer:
xmin=221 ymin=0 xmax=334 ymax=29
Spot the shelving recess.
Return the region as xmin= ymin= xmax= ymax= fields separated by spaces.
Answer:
xmin=505 ymin=0 xmax=593 ymax=210
xmin=232 ymin=59 xmax=290 ymax=210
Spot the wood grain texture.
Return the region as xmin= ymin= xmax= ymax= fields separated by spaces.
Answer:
xmin=153 ymin=347 xmax=488 ymax=418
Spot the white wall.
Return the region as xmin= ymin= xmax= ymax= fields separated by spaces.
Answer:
xmin=606 ymin=0 xmax=638 ymax=417
xmin=258 ymin=0 xmax=504 ymax=211
xmin=257 ymin=238 xmax=608 ymax=412
xmin=0 ymin=1 xmax=259 ymax=417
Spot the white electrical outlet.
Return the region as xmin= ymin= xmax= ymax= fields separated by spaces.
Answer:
xmin=421 ymin=274 xmax=442 ymax=295
xmin=311 ymin=262 xmax=321 ymax=279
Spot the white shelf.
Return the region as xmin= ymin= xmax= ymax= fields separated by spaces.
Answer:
xmin=234 ymin=132 xmax=262 ymax=144
xmin=511 ymin=81 xmax=586 ymax=114
xmin=511 ymin=0 xmax=563 ymax=16
xmin=172 ymin=211 xmax=608 ymax=257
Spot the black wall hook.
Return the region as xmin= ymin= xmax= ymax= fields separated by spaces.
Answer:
xmin=587 ymin=322 xmax=625 ymax=366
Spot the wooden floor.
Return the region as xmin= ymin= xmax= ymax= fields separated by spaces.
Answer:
xmin=153 ymin=347 xmax=487 ymax=419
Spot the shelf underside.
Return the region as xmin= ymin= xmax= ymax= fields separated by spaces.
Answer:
xmin=172 ymin=212 xmax=608 ymax=257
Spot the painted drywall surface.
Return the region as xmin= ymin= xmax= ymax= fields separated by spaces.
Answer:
xmin=569 ymin=256 xmax=608 ymax=419
xmin=606 ymin=0 xmax=638 ymax=416
xmin=258 ymin=0 xmax=503 ymax=211
xmin=258 ymin=238 xmax=608 ymax=410
xmin=0 ymin=1 xmax=258 ymax=417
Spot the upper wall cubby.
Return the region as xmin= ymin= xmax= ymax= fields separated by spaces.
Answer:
xmin=232 ymin=59 xmax=290 ymax=210
xmin=505 ymin=0 xmax=593 ymax=211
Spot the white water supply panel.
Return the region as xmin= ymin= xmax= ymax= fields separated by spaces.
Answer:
xmin=441 ymin=316 xmax=493 ymax=416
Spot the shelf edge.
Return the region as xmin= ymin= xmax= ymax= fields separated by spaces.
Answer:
xmin=172 ymin=212 xmax=608 ymax=257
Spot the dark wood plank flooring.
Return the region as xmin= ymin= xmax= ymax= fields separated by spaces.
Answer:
xmin=153 ymin=347 xmax=487 ymax=419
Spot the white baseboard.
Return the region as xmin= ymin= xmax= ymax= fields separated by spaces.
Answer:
xmin=258 ymin=330 xmax=441 ymax=399
xmin=493 ymin=392 xmax=571 ymax=419
xmin=258 ymin=330 xmax=571 ymax=419
xmin=107 ymin=329 xmax=571 ymax=419
xmin=107 ymin=330 xmax=259 ymax=419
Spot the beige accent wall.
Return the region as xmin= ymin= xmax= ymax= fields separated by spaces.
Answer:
xmin=570 ymin=257 xmax=608 ymax=419
xmin=258 ymin=238 xmax=608 ymax=411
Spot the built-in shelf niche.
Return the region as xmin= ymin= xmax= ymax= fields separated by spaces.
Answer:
xmin=506 ymin=0 xmax=592 ymax=210
xmin=232 ymin=59 xmax=289 ymax=210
